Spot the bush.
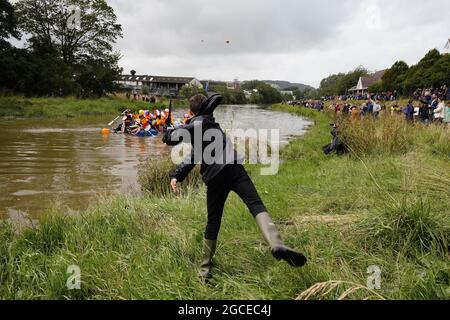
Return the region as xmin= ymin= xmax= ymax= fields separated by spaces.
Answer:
xmin=339 ymin=113 xmax=450 ymax=158
xmin=358 ymin=197 xmax=449 ymax=258
xmin=339 ymin=115 xmax=415 ymax=156
xmin=0 ymin=223 xmax=14 ymax=284
xmin=18 ymin=213 xmax=68 ymax=254
xmin=138 ymin=157 xmax=202 ymax=197
xmin=419 ymin=125 xmax=450 ymax=158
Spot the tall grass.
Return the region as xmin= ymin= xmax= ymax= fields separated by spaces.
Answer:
xmin=338 ymin=113 xmax=449 ymax=158
xmin=419 ymin=124 xmax=450 ymax=158
xmin=138 ymin=157 xmax=202 ymax=197
xmin=358 ymin=197 xmax=449 ymax=258
xmin=339 ymin=114 xmax=415 ymax=155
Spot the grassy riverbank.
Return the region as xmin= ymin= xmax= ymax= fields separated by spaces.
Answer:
xmin=0 ymin=105 xmax=448 ymax=300
xmin=0 ymin=96 xmax=187 ymax=118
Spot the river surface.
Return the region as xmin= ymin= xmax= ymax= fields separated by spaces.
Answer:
xmin=0 ymin=105 xmax=312 ymax=220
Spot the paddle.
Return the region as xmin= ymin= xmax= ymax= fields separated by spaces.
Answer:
xmin=165 ymin=99 xmax=173 ymax=127
xmin=108 ymin=109 xmax=130 ymax=126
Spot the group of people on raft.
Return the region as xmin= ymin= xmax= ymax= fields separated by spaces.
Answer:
xmin=114 ymin=108 xmax=191 ymax=136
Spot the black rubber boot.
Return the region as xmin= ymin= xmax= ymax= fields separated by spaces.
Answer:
xmin=255 ymin=212 xmax=307 ymax=267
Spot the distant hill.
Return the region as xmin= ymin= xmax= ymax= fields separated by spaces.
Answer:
xmin=263 ymin=80 xmax=315 ymax=92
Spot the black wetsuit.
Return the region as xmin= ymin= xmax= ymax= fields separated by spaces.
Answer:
xmin=164 ymin=115 xmax=267 ymax=240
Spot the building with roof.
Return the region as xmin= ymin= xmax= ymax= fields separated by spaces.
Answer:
xmin=116 ymin=74 xmax=203 ymax=97
xmin=348 ymin=69 xmax=387 ymax=94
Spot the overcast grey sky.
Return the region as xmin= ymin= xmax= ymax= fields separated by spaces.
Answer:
xmin=109 ymin=0 xmax=449 ymax=87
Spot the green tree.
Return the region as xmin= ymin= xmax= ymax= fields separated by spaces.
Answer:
xmin=141 ymin=85 xmax=150 ymax=96
xmin=0 ymin=0 xmax=22 ymax=93
xmin=425 ymin=54 xmax=450 ymax=89
xmin=381 ymin=61 xmax=409 ymax=94
xmin=285 ymin=86 xmax=302 ymax=100
xmin=282 ymin=93 xmax=293 ymax=101
xmin=241 ymin=80 xmax=283 ymax=104
xmin=179 ymin=84 xmax=206 ymax=99
xmin=8 ymin=0 xmax=124 ymax=97
xmin=319 ymin=73 xmax=345 ymax=96
xmin=213 ymin=84 xmax=247 ymax=104
xmin=231 ymin=90 xmax=247 ymax=104
xmin=302 ymin=87 xmax=320 ymax=99
xmin=249 ymin=92 xmax=263 ymax=104
xmin=75 ymin=53 xmax=122 ymax=97
xmin=319 ymin=66 xmax=368 ymax=96
xmin=0 ymin=0 xmax=20 ymax=42
xmin=16 ymin=0 xmax=122 ymax=64
xmin=368 ymin=81 xmax=382 ymax=94
xmin=403 ymin=49 xmax=442 ymax=94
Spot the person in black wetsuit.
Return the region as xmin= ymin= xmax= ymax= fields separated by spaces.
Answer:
xmin=163 ymin=94 xmax=307 ymax=281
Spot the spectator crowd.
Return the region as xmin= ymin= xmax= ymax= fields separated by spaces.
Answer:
xmin=288 ymin=85 xmax=450 ymax=125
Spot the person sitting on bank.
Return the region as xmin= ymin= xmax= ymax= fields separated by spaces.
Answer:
xmin=162 ymin=94 xmax=307 ymax=281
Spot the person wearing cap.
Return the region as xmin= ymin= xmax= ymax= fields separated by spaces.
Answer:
xmin=163 ymin=94 xmax=307 ymax=282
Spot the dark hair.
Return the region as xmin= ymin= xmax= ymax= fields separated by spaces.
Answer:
xmin=189 ymin=94 xmax=207 ymax=115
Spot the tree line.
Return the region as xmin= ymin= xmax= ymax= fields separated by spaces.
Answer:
xmin=379 ymin=49 xmax=449 ymax=95
xmin=315 ymin=49 xmax=449 ymax=98
xmin=0 ymin=0 xmax=122 ymax=97
xmin=179 ymin=80 xmax=285 ymax=105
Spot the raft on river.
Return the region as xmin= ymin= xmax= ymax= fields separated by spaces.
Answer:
xmin=113 ymin=128 xmax=160 ymax=137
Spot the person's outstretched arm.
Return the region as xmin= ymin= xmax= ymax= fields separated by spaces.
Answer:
xmin=169 ymin=149 xmax=197 ymax=192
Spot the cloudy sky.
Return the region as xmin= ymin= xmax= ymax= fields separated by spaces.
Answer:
xmin=109 ymin=0 xmax=449 ymax=87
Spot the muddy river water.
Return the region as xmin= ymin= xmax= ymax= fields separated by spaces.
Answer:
xmin=0 ymin=105 xmax=312 ymax=220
